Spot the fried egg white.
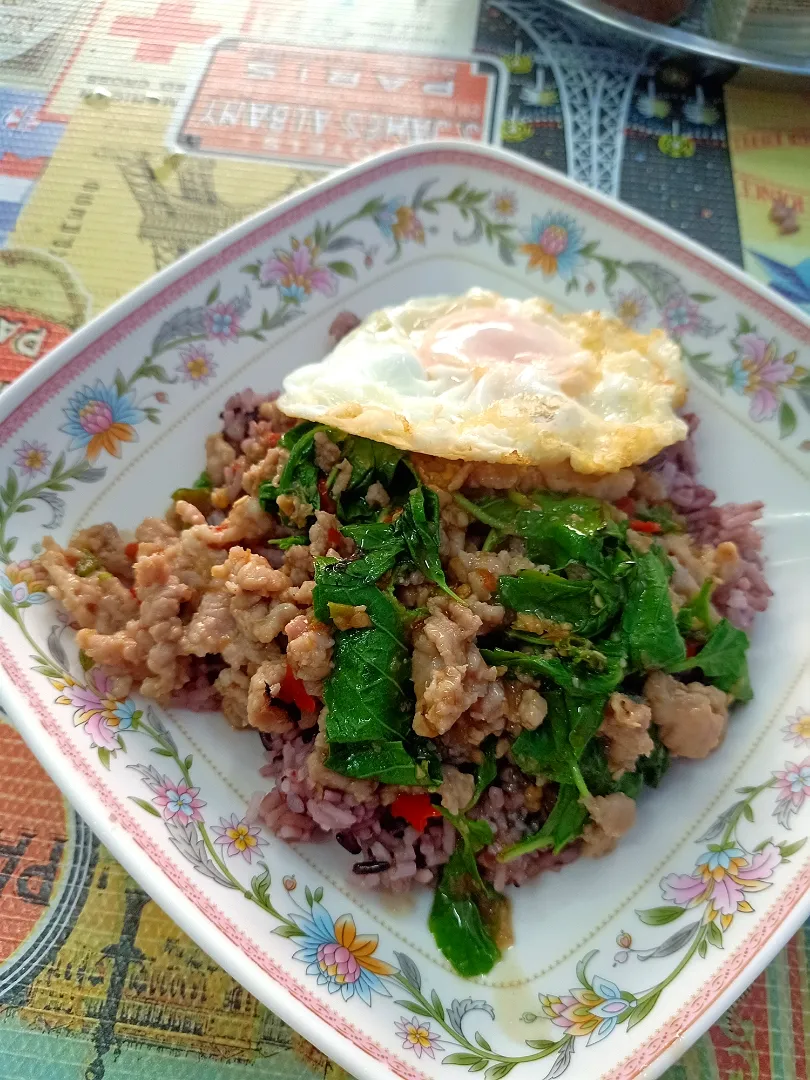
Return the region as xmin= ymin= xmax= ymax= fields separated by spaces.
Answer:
xmin=277 ymin=289 xmax=688 ymax=474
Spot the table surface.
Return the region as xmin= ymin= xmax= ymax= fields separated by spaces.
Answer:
xmin=0 ymin=3 xmax=808 ymax=1079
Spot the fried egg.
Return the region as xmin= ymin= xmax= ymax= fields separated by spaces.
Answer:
xmin=277 ymin=289 xmax=688 ymax=475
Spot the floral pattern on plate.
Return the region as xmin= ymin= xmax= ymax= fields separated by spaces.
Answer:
xmin=0 ymin=149 xmax=808 ymax=1080
xmin=0 ymin=584 xmax=806 ymax=1080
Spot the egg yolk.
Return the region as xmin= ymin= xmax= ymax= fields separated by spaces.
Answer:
xmin=417 ymin=307 xmax=592 ymax=395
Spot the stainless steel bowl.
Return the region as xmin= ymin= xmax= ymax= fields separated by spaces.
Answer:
xmin=551 ymin=0 xmax=810 ymax=75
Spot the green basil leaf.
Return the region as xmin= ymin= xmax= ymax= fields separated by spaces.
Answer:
xmin=498 ymin=569 xmax=621 ymax=637
xmin=670 ymin=618 xmax=752 ymax=701
xmin=397 ymin=486 xmax=458 ymax=600
xmin=265 ymin=535 xmax=308 ymax=549
xmin=453 ymin=493 xmax=521 ymax=529
xmin=577 ymin=725 xmax=670 ymax=799
xmin=429 ymin=814 xmax=504 ymax=977
xmin=326 ymin=739 xmax=442 ymax=786
xmin=279 ymin=420 xmax=318 ymax=449
xmin=455 ymin=491 xmax=611 ymax=570
xmin=514 ymin=494 xmax=609 ymax=567
xmin=258 ymin=423 xmax=323 ymax=519
xmin=578 ymin=725 xmax=673 ymax=803
xmin=481 ymin=639 xmax=626 ymax=697
xmin=578 ymin=740 xmax=644 ymax=799
xmin=566 ymin=692 xmax=609 ymax=756
xmin=637 ymin=728 xmax=671 ymax=788
xmin=510 ymin=689 xmax=602 ymax=793
xmin=467 ymin=736 xmax=498 ymax=810
xmin=342 ymin=522 xmax=398 ymax=551
xmin=327 ymin=430 xmax=416 ymax=523
xmin=314 ymin=572 xmax=413 ymax=744
xmin=331 ymin=431 xmax=406 ymax=489
xmin=463 ymin=816 xmax=495 ymax=852
xmin=499 ymin=784 xmax=587 ymax=861
xmin=621 ymin=549 xmax=686 ymax=671
xmin=511 ymin=724 xmax=568 ymax=784
xmin=315 ymin=533 xmax=406 ymax=588
xmin=429 ymin=849 xmax=503 ymax=977
xmin=676 ymin=579 xmax=714 ymax=635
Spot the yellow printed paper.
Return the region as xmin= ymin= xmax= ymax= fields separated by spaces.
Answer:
xmin=726 ymin=83 xmax=810 ymax=313
xmin=10 ymin=100 xmax=317 ymax=313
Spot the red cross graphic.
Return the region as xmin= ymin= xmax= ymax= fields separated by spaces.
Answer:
xmin=110 ymin=2 xmax=221 ymax=64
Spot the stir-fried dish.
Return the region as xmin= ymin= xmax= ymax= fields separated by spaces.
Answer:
xmin=38 ymin=291 xmax=769 ymax=976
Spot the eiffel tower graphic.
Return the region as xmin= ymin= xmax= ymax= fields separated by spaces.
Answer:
xmin=96 ymin=151 xmax=312 ymax=269
xmin=494 ymin=0 xmax=650 ymax=196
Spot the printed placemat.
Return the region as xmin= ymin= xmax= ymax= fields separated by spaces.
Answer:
xmin=0 ymin=2 xmax=807 ymax=1078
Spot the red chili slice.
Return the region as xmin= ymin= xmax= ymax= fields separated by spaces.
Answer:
xmin=125 ymin=542 xmax=139 ymax=560
xmin=327 ymin=527 xmax=342 ymax=550
xmin=477 ymin=569 xmax=498 ymax=593
xmin=686 ymin=639 xmax=700 ymax=658
xmin=390 ymin=792 xmax=442 ymax=833
xmin=629 ymin=519 xmax=663 ymax=534
xmin=614 ymin=496 xmax=635 ymax=514
xmin=265 ymin=431 xmax=281 ymax=447
xmin=318 ymin=478 xmax=336 ymax=514
xmin=278 ymin=666 xmax=317 ymax=713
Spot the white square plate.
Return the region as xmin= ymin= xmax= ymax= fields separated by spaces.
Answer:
xmin=1 ymin=142 xmax=809 ymax=1080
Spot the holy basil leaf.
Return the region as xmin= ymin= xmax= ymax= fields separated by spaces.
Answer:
xmin=335 ymin=522 xmax=412 ymax=584
xmin=566 ymin=692 xmax=610 ymax=756
xmin=515 ymin=494 xmax=609 ymax=567
xmin=453 ymin=493 xmax=520 ymax=529
xmin=499 ymin=784 xmax=587 ymax=862
xmin=382 ymin=582 xmax=429 ymax=629
xmin=325 ymin=739 xmax=442 ymax=786
xmin=455 ymin=491 xmax=610 ymax=569
xmin=442 ymin=811 xmax=494 ymax=854
xmin=670 ymin=618 xmax=752 ymax=701
xmin=193 ymin=470 xmax=212 ymax=490
xmin=314 ymin=573 xmax=413 ymax=744
xmin=506 ymin=629 xmax=618 ymax=668
xmin=265 ymin=535 xmax=308 ymax=549
xmin=397 ymin=486 xmax=457 ymax=600
xmin=637 ymin=728 xmax=671 ymax=788
xmin=676 ymin=579 xmax=714 ymax=635
xmin=578 ymin=723 xmax=671 ymax=801
xmin=279 ymin=420 xmax=318 ymax=449
xmin=334 ymin=492 xmax=381 ymax=525
xmin=578 ymin=741 xmax=644 ymax=800
xmin=468 ymin=736 xmax=498 ymax=810
xmin=429 ymin=853 xmax=502 ymax=977
xmin=526 ymin=493 xmax=607 ymax=530
xmin=342 ymin=522 xmax=398 ymax=551
xmin=498 ymin=569 xmax=621 ymax=637
xmin=329 ymin=431 xmax=417 ymax=523
xmin=621 ymin=549 xmax=686 ymax=671
xmin=465 ymin=817 xmax=496 ymax=852
xmin=482 ymin=640 xmax=626 ymax=697
xmin=331 ymin=431 xmax=406 ymax=489
xmin=650 ymin=541 xmax=676 ymax=579
xmin=330 ymin=487 xmax=452 ymax=592
xmin=314 ymin=534 xmax=406 ymax=587
xmin=258 ymin=423 xmax=323 ymax=518
xmin=429 ymin=815 xmax=504 ymax=977
xmin=510 ymin=690 xmax=601 ymax=795
xmin=511 ymin=724 xmax=567 ymax=785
